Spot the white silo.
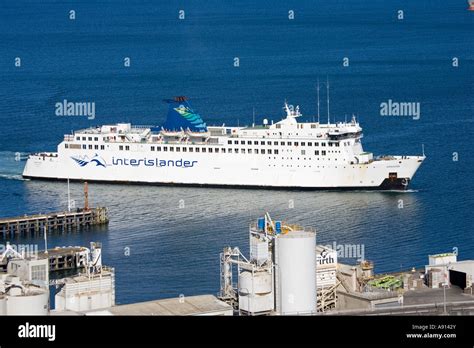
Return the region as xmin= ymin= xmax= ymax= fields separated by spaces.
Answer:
xmin=0 ymin=296 xmax=6 ymax=315
xmin=275 ymin=230 xmax=316 ymax=315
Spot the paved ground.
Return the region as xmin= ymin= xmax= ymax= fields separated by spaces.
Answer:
xmin=403 ymin=287 xmax=474 ymax=306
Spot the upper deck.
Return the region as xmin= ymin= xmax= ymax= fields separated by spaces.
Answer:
xmin=66 ymin=103 xmax=363 ymax=146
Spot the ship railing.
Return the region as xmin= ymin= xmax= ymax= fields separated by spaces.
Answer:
xmin=33 ymin=152 xmax=58 ymax=158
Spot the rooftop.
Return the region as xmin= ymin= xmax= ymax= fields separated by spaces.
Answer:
xmin=82 ymin=294 xmax=233 ymax=316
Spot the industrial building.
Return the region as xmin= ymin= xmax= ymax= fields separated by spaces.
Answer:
xmin=0 ymin=245 xmax=49 ymax=315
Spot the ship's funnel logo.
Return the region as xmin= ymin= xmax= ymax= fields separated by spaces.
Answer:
xmin=173 ymin=105 xmax=207 ymax=129
xmin=71 ymin=154 xmax=106 ymax=168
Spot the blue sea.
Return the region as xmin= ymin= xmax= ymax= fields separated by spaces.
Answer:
xmin=0 ymin=0 xmax=473 ymax=305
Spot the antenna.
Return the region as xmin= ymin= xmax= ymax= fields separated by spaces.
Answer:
xmin=44 ymin=226 xmax=48 ymax=255
xmin=252 ymin=107 xmax=255 ymax=126
xmin=326 ymin=76 xmax=330 ymax=125
xmin=422 ymin=143 xmax=425 ymax=157
xmin=67 ymin=178 xmax=71 ymax=212
xmin=317 ymin=78 xmax=320 ymax=123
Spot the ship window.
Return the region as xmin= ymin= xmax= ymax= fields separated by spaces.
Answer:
xmin=254 ymin=141 xmax=258 ymax=145
xmin=287 ymin=142 xmax=292 ymax=146
xmin=274 ymin=149 xmax=279 ymax=154
xmin=315 ymin=142 xmax=319 ymax=146
xmin=164 ymin=147 xmax=168 ymax=151
xmin=94 ymin=137 xmax=98 ymax=141
xmin=202 ymin=148 xmax=206 ymax=153
xmin=240 ymin=141 xmax=245 ymax=145
xmin=234 ymin=140 xmax=238 ymax=144
xmin=267 ymin=141 xmax=271 ymax=145
xmin=88 ymin=145 xmax=93 ymax=149
xmin=94 ymin=145 xmax=99 ymax=150
xmin=321 ymin=142 xmax=326 ymax=147
xmin=301 ymin=142 xmax=306 ymax=146
xmin=182 ymin=147 xmax=187 ymax=152
xmin=268 ymin=149 xmax=272 ymax=154
xmin=119 ymin=145 xmax=123 ymax=150
xmin=274 ymin=141 xmax=278 ymax=145
xmin=157 ymin=146 xmax=161 ymax=151
xmin=195 ymin=148 xmax=200 ymax=152
xmin=101 ymin=145 xmax=105 ymax=150
xmin=301 ymin=150 xmax=305 ymax=155
xmin=276 ymin=124 xmax=281 ymax=129
xmin=255 ymin=149 xmax=259 ymax=154
xmin=176 ymin=147 xmax=180 ymax=152
xmin=82 ymin=137 xmax=86 ymax=141
xmin=260 ymin=141 xmax=265 ymax=145
xmin=308 ymin=142 xmax=312 ymax=146
xmin=329 ymin=143 xmax=333 ymax=147
xmin=228 ymin=149 xmax=232 ymax=153
xmin=248 ymin=149 xmax=252 ymax=154
xmin=151 ymin=146 xmax=155 ymax=151
xmin=170 ymin=147 xmax=174 ymax=152
xmin=88 ymin=137 xmax=92 ymax=141
xmin=247 ymin=141 xmax=252 ymax=145
xmin=335 ymin=143 xmax=340 ymax=147
xmin=322 ymin=150 xmax=326 ymax=156
xmin=261 ymin=149 xmax=266 ymax=154
xmin=209 ymin=148 xmax=213 ymax=153
xmin=189 ymin=148 xmax=193 ymax=152
xmin=228 ymin=140 xmax=232 ymax=144
xmin=65 ymin=144 xmax=69 ymax=148
xmin=281 ymin=141 xmax=285 ymax=145
xmin=241 ymin=149 xmax=245 ymax=154
xmin=76 ymin=137 xmax=80 ymax=141
xmin=125 ymin=145 xmax=130 ymax=151
xmin=295 ymin=142 xmax=299 ymax=146
xmin=315 ymin=150 xmax=319 ymax=155
xmin=235 ymin=149 xmax=239 ymax=153
xmin=215 ymin=148 xmax=219 ymax=153
xmin=222 ymin=148 xmax=226 ymax=153
xmin=311 ymin=124 xmax=316 ymax=128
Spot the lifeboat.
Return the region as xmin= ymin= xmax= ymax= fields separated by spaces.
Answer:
xmin=160 ymin=128 xmax=184 ymax=137
xmin=186 ymin=129 xmax=210 ymax=138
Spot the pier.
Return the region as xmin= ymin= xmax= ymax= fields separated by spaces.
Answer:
xmin=39 ymin=246 xmax=90 ymax=272
xmin=0 ymin=182 xmax=108 ymax=238
xmin=0 ymin=207 xmax=108 ymax=237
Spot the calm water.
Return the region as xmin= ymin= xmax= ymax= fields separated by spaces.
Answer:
xmin=0 ymin=0 xmax=473 ymax=305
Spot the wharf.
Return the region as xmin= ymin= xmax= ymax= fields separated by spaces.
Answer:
xmin=0 ymin=207 xmax=108 ymax=237
xmin=39 ymin=246 xmax=90 ymax=272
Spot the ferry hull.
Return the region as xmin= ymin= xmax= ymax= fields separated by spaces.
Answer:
xmin=22 ymin=151 xmax=424 ymax=190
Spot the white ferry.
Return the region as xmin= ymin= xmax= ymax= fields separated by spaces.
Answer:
xmin=23 ymin=96 xmax=425 ymax=190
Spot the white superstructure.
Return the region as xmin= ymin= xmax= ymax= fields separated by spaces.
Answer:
xmin=23 ymin=97 xmax=425 ymax=189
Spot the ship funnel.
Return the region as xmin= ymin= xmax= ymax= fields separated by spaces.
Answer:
xmin=162 ymin=97 xmax=207 ymax=132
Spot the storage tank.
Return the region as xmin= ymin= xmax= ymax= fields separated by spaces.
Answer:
xmin=5 ymin=290 xmax=49 ymax=315
xmin=0 ymin=296 xmax=6 ymax=315
xmin=250 ymin=236 xmax=269 ymax=266
xmin=276 ymin=230 xmax=316 ymax=315
xmin=238 ymin=270 xmax=274 ymax=314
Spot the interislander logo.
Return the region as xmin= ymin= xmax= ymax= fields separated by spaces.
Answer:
xmin=71 ymin=154 xmax=197 ymax=168
xmin=71 ymin=154 xmax=107 ymax=167
xmin=380 ymin=99 xmax=420 ymax=120
xmin=112 ymin=157 xmax=197 ymax=168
